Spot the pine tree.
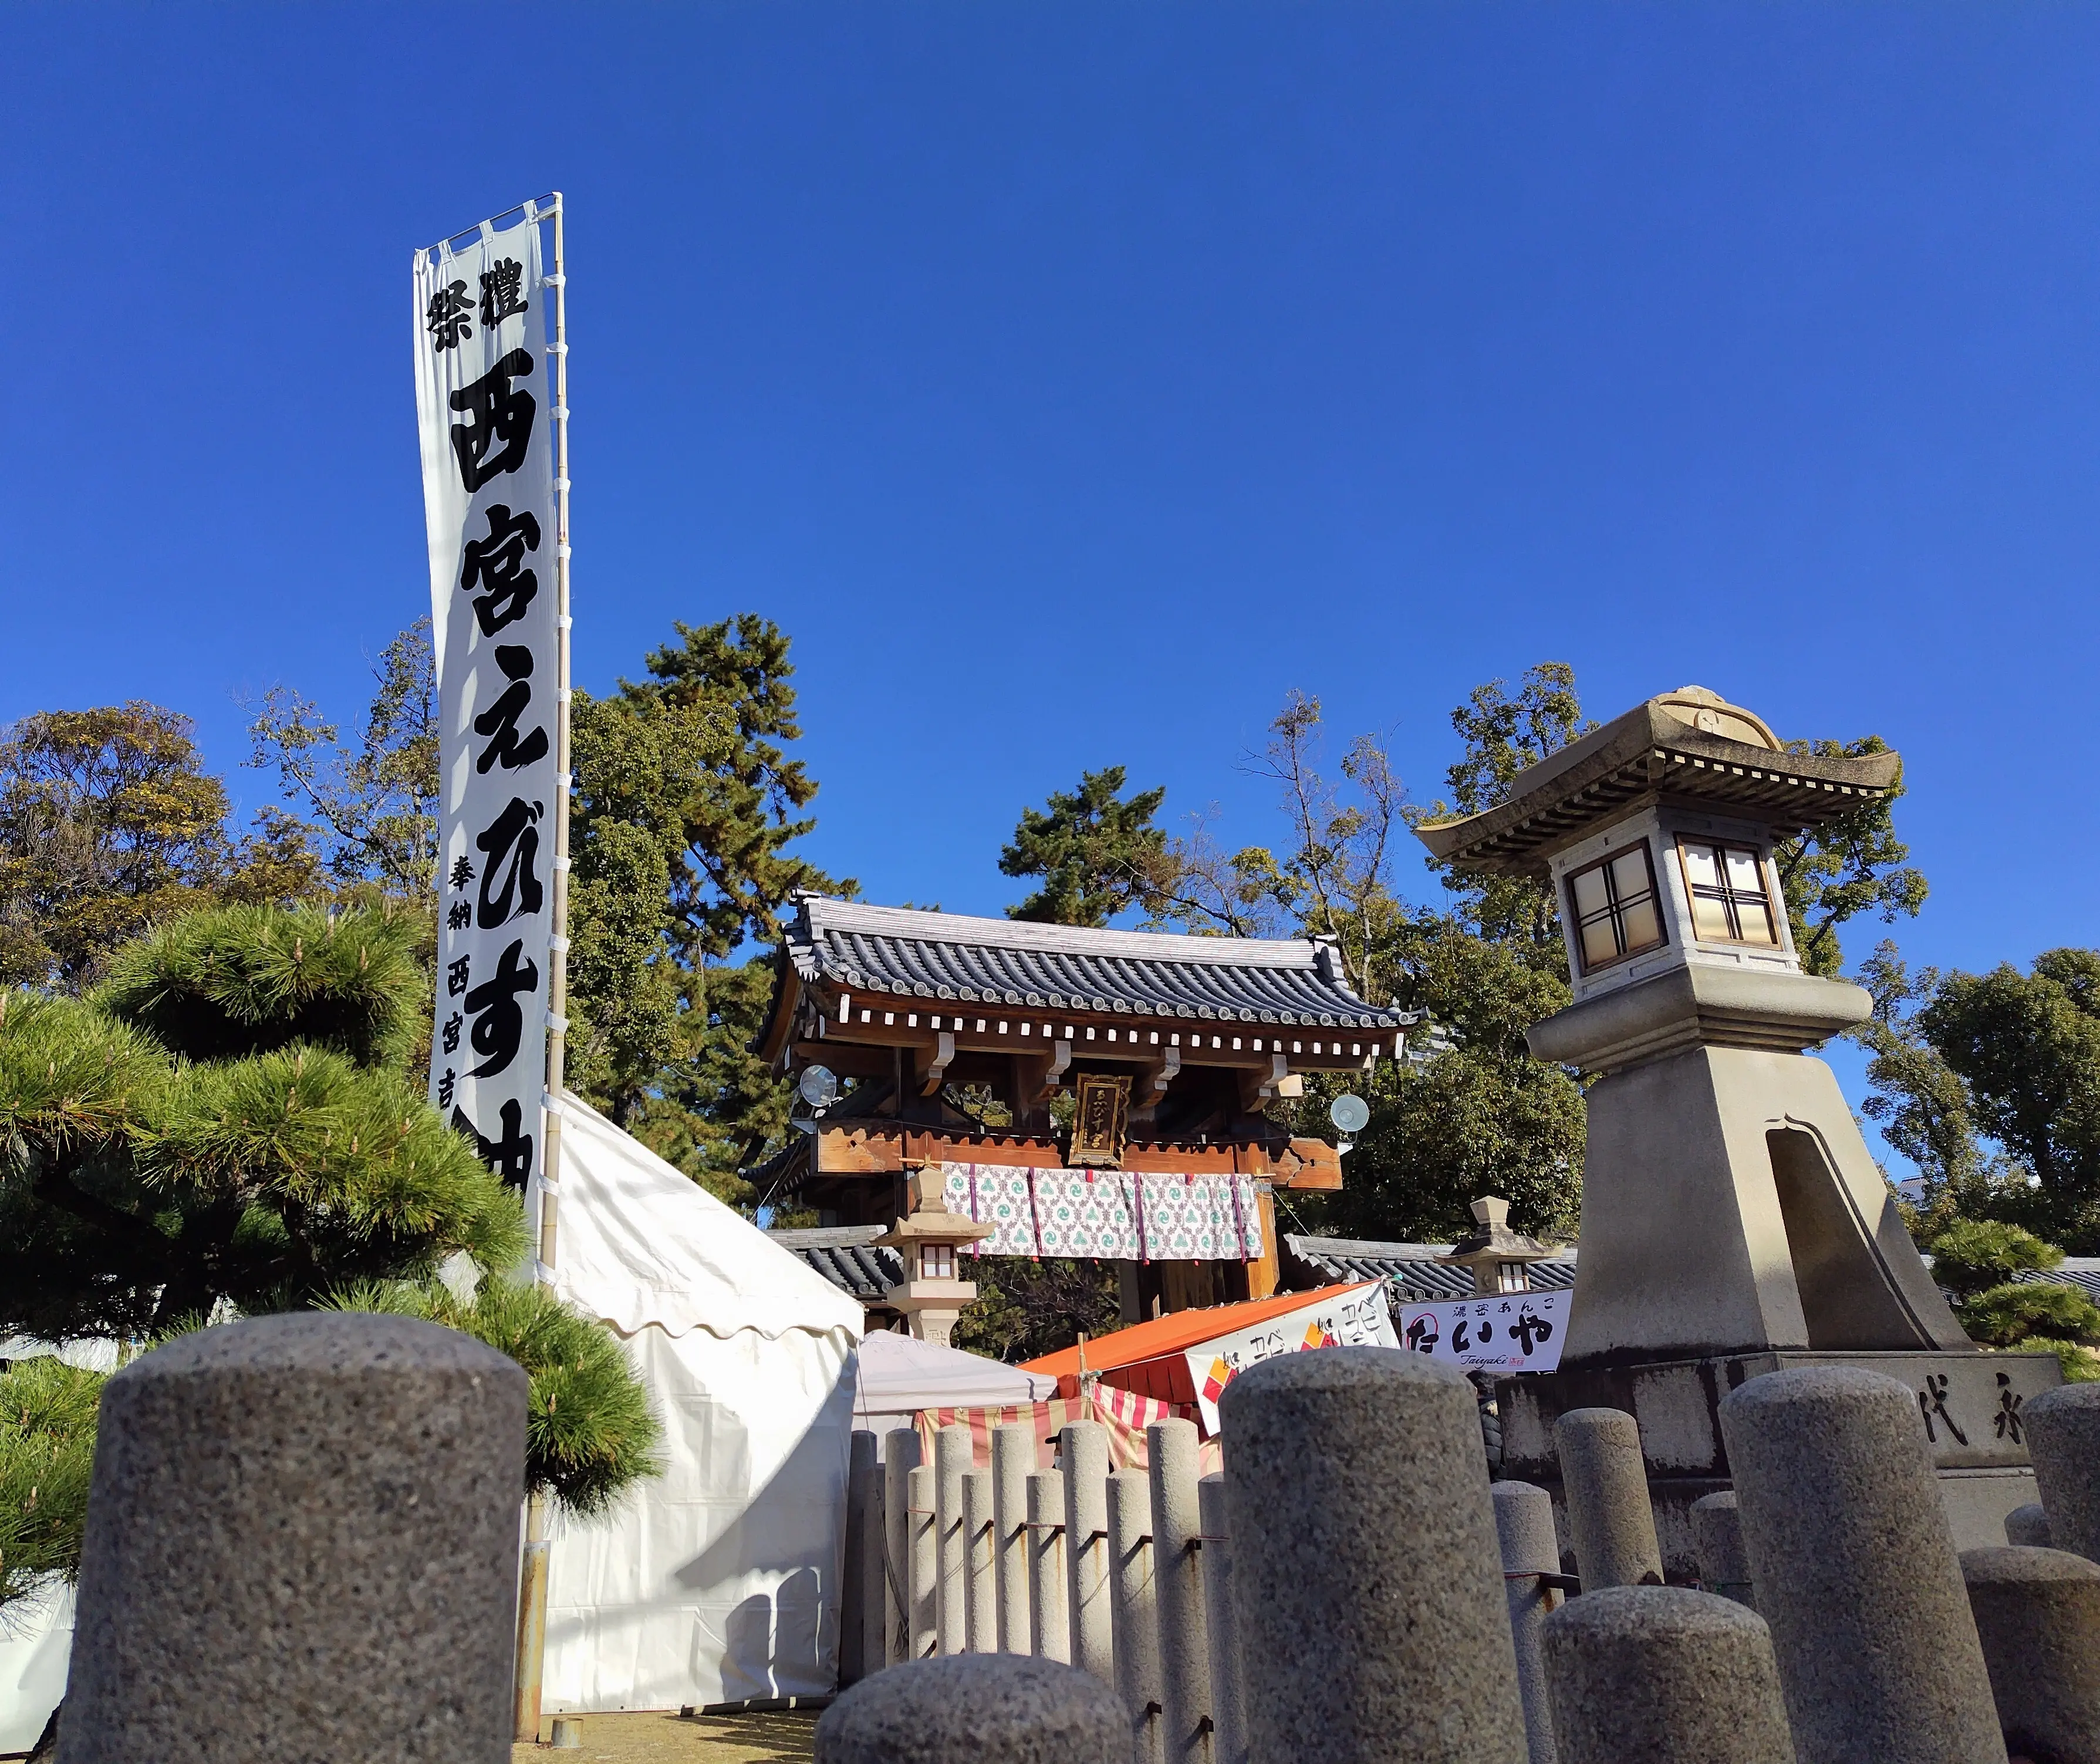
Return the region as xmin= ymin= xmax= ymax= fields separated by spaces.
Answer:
xmin=0 ymin=900 xmax=661 ymax=1620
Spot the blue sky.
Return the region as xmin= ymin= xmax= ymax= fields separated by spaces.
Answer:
xmin=5 ymin=5 xmax=2097 ymax=1151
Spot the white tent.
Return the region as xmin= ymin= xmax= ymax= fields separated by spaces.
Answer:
xmin=852 ymin=1329 xmax=1057 ymax=1442
xmin=537 ymin=1097 xmax=862 ymax=1713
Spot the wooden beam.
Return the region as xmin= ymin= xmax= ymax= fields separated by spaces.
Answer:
xmin=918 ymin=1029 xmax=956 ymax=1097
xmin=1040 ymin=1038 xmax=1073 ymax=1100
xmin=1135 ymin=1044 xmax=1180 ymax=1109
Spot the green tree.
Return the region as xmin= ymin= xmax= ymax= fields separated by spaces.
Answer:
xmin=244 ymin=621 xmax=441 ymax=902
xmin=1917 ymin=1217 xmax=2100 ymax=1382
xmin=1889 ymin=951 xmax=2100 ymax=1251
xmin=1774 ymin=738 xmax=1927 ymax=978
xmin=582 ymin=617 xmax=854 ymax=1199
xmin=0 ymin=904 xmax=523 ymax=1341
xmin=952 ymin=1258 xmax=1123 ymax=1364
xmin=0 ymin=704 xmax=322 ymax=991
xmin=0 ymin=1356 xmax=100 ymax=1613
xmin=1428 ymin=663 xmax=1591 ymax=961
xmin=1001 ymin=767 xmax=1170 ymax=928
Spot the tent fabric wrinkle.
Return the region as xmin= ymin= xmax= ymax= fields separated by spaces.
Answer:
xmin=538 ymin=1095 xmax=860 ymax=1714
xmin=545 ymin=1096 xmax=863 ymax=1341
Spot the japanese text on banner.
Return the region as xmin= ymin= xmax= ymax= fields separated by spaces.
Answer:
xmin=413 ymin=207 xmax=557 ymax=1194
xmin=1400 ymin=1290 xmax=1566 ymax=1373
xmin=1184 ymin=1284 xmax=1398 ymax=1432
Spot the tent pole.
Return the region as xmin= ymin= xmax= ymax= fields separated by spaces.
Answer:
xmin=513 ymin=188 xmax=572 ymax=1748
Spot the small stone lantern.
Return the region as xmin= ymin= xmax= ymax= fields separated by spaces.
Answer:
xmin=873 ymin=1168 xmax=995 ymax=1349
xmin=1437 ymin=1197 xmax=1555 ymax=1297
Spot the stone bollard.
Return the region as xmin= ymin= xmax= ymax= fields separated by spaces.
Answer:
xmin=844 ymin=1430 xmax=879 ymax=1685
xmin=965 ymin=1468 xmax=998 ymax=1653
xmin=1108 ymin=1467 xmax=1163 ymax=1764
xmin=886 ymin=1428 xmax=925 ymax=1665
xmin=62 ymin=1313 xmax=527 ymax=1764
xmin=2005 ymin=1502 xmax=2053 ymax=1549
xmin=1553 ymin=1408 xmax=1662 ymax=1590
xmin=1221 ymin=1347 xmax=1528 ymax=1764
xmin=909 ymin=1465 xmax=940 ymax=1660
xmin=1028 ymin=1469 xmax=1071 ymax=1665
xmin=1961 ymin=1545 xmax=2100 ymax=1764
xmin=1538 ymin=1586 xmax=1797 ymax=1764
xmin=936 ymin=1424 xmax=973 ymax=1654
xmin=1147 ymin=1420 xmax=1213 ymax=1764
xmin=1718 ymin=1366 xmax=2005 ymax=1764
xmin=994 ymin=1424 xmax=1035 ymax=1654
xmin=1198 ymin=1474 xmax=1247 ymax=1764
xmin=2024 ymin=1384 xmax=2100 ymax=1563
xmin=1061 ymin=1423 xmax=1114 ymax=1687
xmin=1690 ymin=1490 xmax=1755 ymax=1610
xmin=1493 ymin=1480 xmax=1562 ymax=1764
xmin=863 ymin=1455 xmax=889 ymax=1682
xmin=815 ymin=1652 xmax=1131 ymax=1763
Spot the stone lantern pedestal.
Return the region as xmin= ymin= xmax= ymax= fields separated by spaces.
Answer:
xmin=1417 ymin=687 xmax=2060 ymax=1572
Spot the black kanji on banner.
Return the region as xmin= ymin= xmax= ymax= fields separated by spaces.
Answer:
xmin=473 ymin=645 xmax=549 ymax=773
xmin=480 ymin=256 xmax=529 ymax=328
xmin=459 ymin=504 xmax=541 ymax=635
xmin=474 ymin=796 xmax=545 ymax=928
xmin=448 ymin=349 xmax=537 ymax=491
xmin=427 ymin=279 xmax=474 ymax=350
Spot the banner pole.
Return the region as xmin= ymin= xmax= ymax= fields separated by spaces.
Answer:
xmin=513 ymin=189 xmax=571 ymax=1748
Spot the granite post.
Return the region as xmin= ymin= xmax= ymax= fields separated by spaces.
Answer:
xmin=1961 ymin=1545 xmax=2100 ymax=1764
xmin=1148 ymin=1420 xmax=1213 ymax=1764
xmin=2006 ymin=1502 xmax=2053 ymax=1549
xmin=862 ymin=1461 xmax=889 ymax=1683
xmin=1028 ymin=1469 xmax=1071 ymax=1665
xmin=1719 ymin=1366 xmax=2006 ymax=1764
xmin=886 ymin=1428 xmax=925 ymax=1665
xmin=815 ymin=1653 xmax=1130 ymax=1764
xmin=1493 ymin=1480 xmax=1562 ymax=1764
xmin=1061 ymin=1423 xmax=1114 ymax=1687
xmin=1538 ymin=1586 xmax=1796 ymax=1764
xmin=965 ymin=1468 xmax=998 ymax=1654
xmin=1552 ymin=1408 xmax=1662 ymax=1589
xmin=994 ymin=1424 xmax=1034 ymax=1654
xmin=1198 ymin=1474 xmax=1247 ymax=1764
xmin=1108 ymin=1467 xmax=1162 ymax=1764
xmin=2024 ymin=1383 xmax=2100 ymax=1563
xmin=936 ymin=1424 xmax=973 ymax=1654
xmin=1689 ymin=1490 xmax=1755 ymax=1609
xmin=1221 ymin=1348 xmax=1527 ymax=1764
xmin=60 ymin=1314 xmax=527 ymax=1764
xmin=909 ymin=1465 xmax=940 ymax=1660
xmin=843 ymin=1430 xmax=879 ymax=1685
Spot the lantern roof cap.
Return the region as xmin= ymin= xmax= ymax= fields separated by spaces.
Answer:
xmin=1413 ymin=687 xmax=1900 ymax=879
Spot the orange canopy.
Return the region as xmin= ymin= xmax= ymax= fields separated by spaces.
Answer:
xmin=1021 ymin=1283 xmax=1385 ymax=1406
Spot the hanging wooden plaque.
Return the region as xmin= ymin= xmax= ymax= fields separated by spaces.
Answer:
xmin=1069 ymin=1072 xmax=1132 ymax=1168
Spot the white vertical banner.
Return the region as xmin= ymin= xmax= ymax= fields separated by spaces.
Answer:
xmin=413 ymin=204 xmax=558 ymax=1193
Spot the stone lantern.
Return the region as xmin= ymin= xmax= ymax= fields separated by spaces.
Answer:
xmin=1437 ymin=1197 xmax=1555 ymax=1297
xmin=1417 ymin=685 xmax=2059 ymax=1553
xmin=873 ymin=1168 xmax=995 ymax=1349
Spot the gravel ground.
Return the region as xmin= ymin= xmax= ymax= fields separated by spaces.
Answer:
xmin=514 ymin=1710 xmax=818 ymax=1763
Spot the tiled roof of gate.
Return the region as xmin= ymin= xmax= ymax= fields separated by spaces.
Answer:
xmin=779 ymin=895 xmax=1407 ymax=1030
xmin=1284 ymin=1233 xmax=1578 ymax=1302
xmin=2016 ymin=1259 xmax=2100 ymax=1303
xmin=766 ymin=1226 xmax=902 ymax=1303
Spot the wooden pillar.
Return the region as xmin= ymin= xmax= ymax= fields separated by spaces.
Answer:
xmin=1245 ymin=1188 xmax=1281 ymax=1300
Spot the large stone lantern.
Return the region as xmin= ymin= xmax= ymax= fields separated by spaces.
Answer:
xmin=1417 ymin=685 xmax=2058 ymax=1556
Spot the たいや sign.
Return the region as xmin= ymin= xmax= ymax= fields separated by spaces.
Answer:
xmin=1400 ymin=1290 xmax=1566 ymax=1373
xmin=1184 ymin=1283 xmax=1399 ymax=1432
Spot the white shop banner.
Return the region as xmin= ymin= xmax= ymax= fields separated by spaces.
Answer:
xmin=1185 ymin=1283 xmax=1399 ymax=1433
xmin=1400 ymin=1290 xmax=1566 ymax=1373
xmin=414 ymin=202 xmax=558 ymax=1191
